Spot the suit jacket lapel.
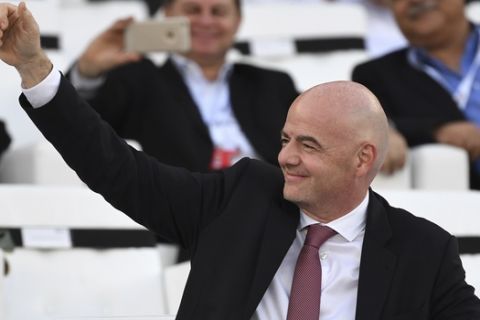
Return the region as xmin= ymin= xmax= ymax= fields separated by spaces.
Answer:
xmin=229 ymin=65 xmax=269 ymax=156
xmin=355 ymin=191 xmax=397 ymax=320
xmin=161 ymin=59 xmax=211 ymax=141
xmin=399 ymin=53 xmax=464 ymax=119
xmin=243 ymin=198 xmax=299 ymax=319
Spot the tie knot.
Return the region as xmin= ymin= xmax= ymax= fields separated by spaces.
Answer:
xmin=304 ymin=224 xmax=336 ymax=249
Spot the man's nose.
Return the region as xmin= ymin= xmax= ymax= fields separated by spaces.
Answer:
xmin=278 ymin=143 xmax=300 ymax=166
xmin=197 ymin=11 xmax=215 ymax=24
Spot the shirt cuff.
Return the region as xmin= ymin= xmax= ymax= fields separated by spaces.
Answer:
xmin=70 ymin=63 xmax=105 ymax=91
xmin=22 ymin=68 xmax=61 ymax=108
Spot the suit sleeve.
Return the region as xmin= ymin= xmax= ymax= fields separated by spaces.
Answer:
xmin=430 ymin=235 xmax=480 ymax=319
xmin=20 ymin=75 xmax=229 ymax=250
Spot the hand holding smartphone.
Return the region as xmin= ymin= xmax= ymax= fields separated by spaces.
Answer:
xmin=124 ymin=17 xmax=191 ymax=53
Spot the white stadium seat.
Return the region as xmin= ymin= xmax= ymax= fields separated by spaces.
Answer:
xmin=164 ymin=261 xmax=191 ymax=315
xmin=411 ymin=144 xmax=469 ymax=190
xmin=0 ymin=185 xmax=167 ymax=320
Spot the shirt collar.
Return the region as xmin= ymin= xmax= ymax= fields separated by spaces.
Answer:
xmin=409 ymin=25 xmax=479 ymax=75
xmin=170 ymin=53 xmax=233 ymax=83
xmin=299 ymin=192 xmax=369 ymax=242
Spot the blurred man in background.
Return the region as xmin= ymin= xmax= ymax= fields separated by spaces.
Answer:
xmin=69 ymin=0 xmax=298 ymax=174
xmin=69 ymin=0 xmax=298 ymax=260
xmin=353 ymin=0 xmax=480 ymax=188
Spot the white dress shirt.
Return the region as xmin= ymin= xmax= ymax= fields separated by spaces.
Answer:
xmin=22 ymin=68 xmax=61 ymax=108
xmin=171 ymin=54 xmax=258 ymax=165
xmin=254 ymin=193 xmax=369 ymax=320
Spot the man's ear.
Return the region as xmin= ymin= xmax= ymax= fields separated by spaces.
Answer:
xmin=355 ymin=143 xmax=376 ymax=177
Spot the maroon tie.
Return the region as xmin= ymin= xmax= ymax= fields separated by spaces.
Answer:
xmin=287 ymin=224 xmax=337 ymax=320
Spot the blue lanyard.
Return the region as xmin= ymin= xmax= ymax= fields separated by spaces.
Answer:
xmin=407 ymin=28 xmax=480 ymax=111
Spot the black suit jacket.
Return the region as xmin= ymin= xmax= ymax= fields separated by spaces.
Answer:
xmin=352 ymin=48 xmax=480 ymax=188
xmin=22 ymin=77 xmax=480 ymax=319
xmin=71 ymin=58 xmax=298 ymax=172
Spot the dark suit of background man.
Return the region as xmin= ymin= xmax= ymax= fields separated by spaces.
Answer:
xmin=353 ymin=0 xmax=480 ymax=189
xmin=68 ymin=0 xmax=298 ymax=173
xmin=1 ymin=3 xmax=480 ymax=320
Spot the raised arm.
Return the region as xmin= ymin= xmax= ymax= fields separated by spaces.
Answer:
xmin=0 ymin=2 xmax=226 ymax=251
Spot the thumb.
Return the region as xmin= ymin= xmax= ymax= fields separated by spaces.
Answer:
xmin=19 ymin=2 xmax=34 ymax=24
xmin=17 ymin=2 xmax=39 ymax=34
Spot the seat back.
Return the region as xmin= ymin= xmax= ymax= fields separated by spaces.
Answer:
xmin=372 ymin=144 xmax=470 ymax=190
xmin=163 ymin=261 xmax=191 ymax=315
xmin=0 ymin=185 xmax=166 ymax=320
xmin=0 ymin=140 xmax=141 ymax=185
xmin=411 ymin=144 xmax=469 ymax=190
xmin=228 ymin=2 xmax=368 ymax=90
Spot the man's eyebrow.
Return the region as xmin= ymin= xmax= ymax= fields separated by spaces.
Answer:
xmin=280 ymin=132 xmax=323 ymax=148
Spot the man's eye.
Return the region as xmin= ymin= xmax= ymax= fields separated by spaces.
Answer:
xmin=280 ymin=138 xmax=288 ymax=145
xmin=183 ymin=5 xmax=200 ymax=15
xmin=212 ymin=8 xmax=228 ymax=17
xmin=303 ymin=144 xmax=315 ymax=150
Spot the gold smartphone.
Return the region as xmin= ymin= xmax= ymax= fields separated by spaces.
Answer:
xmin=124 ymin=17 xmax=191 ymax=53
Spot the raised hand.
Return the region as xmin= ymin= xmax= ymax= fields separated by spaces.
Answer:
xmin=0 ymin=2 xmax=51 ymax=88
xmin=77 ymin=17 xmax=141 ymax=78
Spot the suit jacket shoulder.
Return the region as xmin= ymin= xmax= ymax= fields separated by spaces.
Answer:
xmin=352 ymin=48 xmax=465 ymax=146
xmin=356 ymin=190 xmax=480 ymax=320
xmin=353 ymin=48 xmax=409 ymax=73
xmin=232 ymin=62 xmax=295 ymax=81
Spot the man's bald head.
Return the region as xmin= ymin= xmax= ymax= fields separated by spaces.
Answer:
xmin=279 ymin=81 xmax=389 ymax=219
xmin=289 ymin=81 xmax=389 ymax=181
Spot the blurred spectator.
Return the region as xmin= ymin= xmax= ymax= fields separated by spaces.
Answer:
xmin=69 ymin=0 xmax=298 ymax=260
xmin=68 ymin=0 xmax=298 ymax=173
xmin=353 ymin=0 xmax=480 ymax=189
xmin=0 ymin=120 xmax=10 ymax=159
